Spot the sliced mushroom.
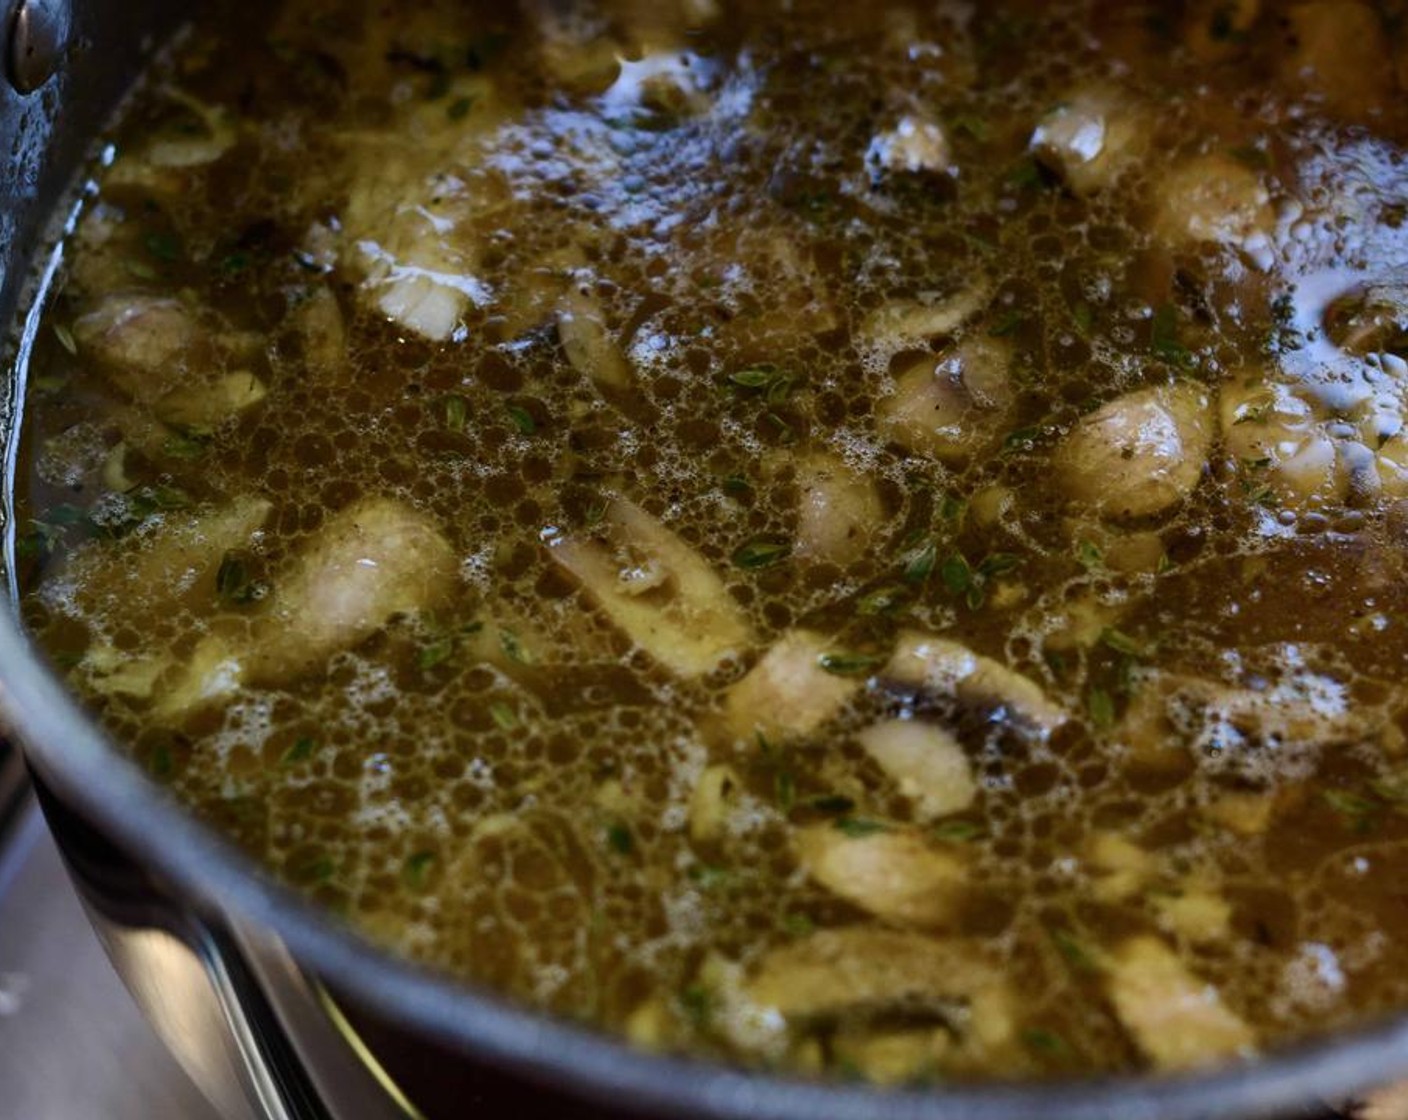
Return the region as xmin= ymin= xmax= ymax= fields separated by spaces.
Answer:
xmin=879 ymin=336 xmax=1014 ymax=464
xmin=558 ymin=287 xmax=634 ymax=389
xmin=794 ymin=824 xmax=965 ymax=928
xmin=1105 ymin=935 xmax=1256 ymax=1070
xmin=885 ymin=630 xmax=1068 ymax=738
xmin=546 ymin=498 xmax=754 ymax=677
xmin=856 ymin=719 xmax=976 ymax=821
xmin=859 ymin=287 xmax=987 ymax=351
xmin=793 ymin=452 xmax=884 ymax=566
xmin=1053 ymin=383 xmax=1213 ymax=520
xmin=720 ymin=629 xmax=860 ymax=744
xmin=744 ymin=927 xmax=1015 ymax=1057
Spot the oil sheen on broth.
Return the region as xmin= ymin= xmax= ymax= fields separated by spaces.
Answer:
xmin=14 ymin=0 xmax=1408 ymax=1083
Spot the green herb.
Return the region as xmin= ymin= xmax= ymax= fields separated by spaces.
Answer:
xmin=425 ymin=67 xmax=455 ymax=102
xmin=1006 ymin=157 xmax=1045 ymax=189
xmin=978 ymin=552 xmax=1022 ymax=580
xmin=1088 ymin=687 xmax=1116 ymax=729
xmin=938 ymin=493 xmax=966 ymax=522
xmin=1100 ymin=628 xmax=1144 ymax=657
xmin=989 ymin=309 xmax=1024 ymax=337
xmin=774 ymin=767 xmax=797 ymax=812
xmin=403 ymin=850 xmax=436 ymax=891
xmin=130 ymin=485 xmax=193 ymax=513
xmin=1240 ymin=474 xmax=1281 ymax=508
xmin=678 ymin=984 xmax=711 ymax=1026
xmin=857 ymin=584 xmax=908 ymax=616
xmin=834 ymin=817 xmax=890 ymax=838
xmin=687 ymin=863 xmax=734 ymax=890
xmin=940 ymin=552 xmax=972 ymax=595
xmin=728 ymin=367 xmax=775 ymax=388
xmin=444 ymin=394 xmax=468 ymax=433
xmin=952 ymin=115 xmax=989 ymax=141
xmin=1022 ymin=1028 xmax=1069 ymax=1056
xmin=218 ymin=251 xmax=252 ymax=276
xmin=606 ymin=822 xmax=635 ymax=855
xmin=52 ymin=323 xmax=77 ymax=355
xmin=215 ymin=550 xmax=265 ymax=606
xmin=1075 ymin=539 xmax=1104 ymax=570
xmin=447 ymin=95 xmax=475 ymax=120
xmin=1070 ymin=300 xmax=1094 ymax=335
xmin=763 ymin=411 xmax=796 ymax=443
xmin=144 ymin=231 xmax=181 ymax=262
xmin=499 ymin=628 xmax=533 ymax=664
xmin=506 ymin=404 xmax=536 ymax=435
xmin=1050 ymin=927 xmax=1098 ymax=972
xmin=1228 ymin=143 xmax=1270 ymax=170
xmin=43 ymin=503 xmax=85 ymax=526
xmin=16 ymin=522 xmax=62 ymax=561
xmin=932 ymin=819 xmax=984 ymax=843
xmin=720 ymin=473 xmax=751 ymax=497
xmin=1323 ymin=789 xmax=1378 ymax=833
xmin=1150 ymin=304 xmax=1193 ymax=367
xmin=1002 ymin=425 xmax=1045 ymax=454
xmin=817 ymin=652 xmax=884 ymax=676
xmin=808 ymin=794 xmax=856 ymax=814
xmin=163 ymin=432 xmax=209 ymax=459
xmin=1156 ymin=552 xmax=1175 ymax=575
xmin=418 ymin=636 xmax=456 ymax=670
xmin=148 ymin=744 xmax=175 ymax=780
xmin=903 ymin=540 xmax=938 ymax=584
xmin=1370 ymin=768 xmax=1408 ymax=807
xmin=732 ymin=538 xmax=791 ymax=569
xmin=126 ymin=260 xmax=158 ymax=281
xmin=280 ymin=737 xmax=315 ymax=766
xmin=782 ymin=912 xmax=815 ymax=937
xmin=489 ymin=700 xmax=518 ymax=730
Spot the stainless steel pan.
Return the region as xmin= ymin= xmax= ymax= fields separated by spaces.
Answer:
xmin=4 ymin=3 xmax=1408 ymax=1116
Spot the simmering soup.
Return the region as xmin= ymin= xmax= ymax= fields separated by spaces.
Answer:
xmin=13 ymin=0 xmax=1408 ymax=1083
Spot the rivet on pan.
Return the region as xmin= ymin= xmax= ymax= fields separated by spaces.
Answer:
xmin=6 ymin=0 xmax=71 ymax=96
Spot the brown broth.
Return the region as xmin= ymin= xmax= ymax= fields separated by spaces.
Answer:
xmin=13 ymin=0 xmax=1408 ymax=1083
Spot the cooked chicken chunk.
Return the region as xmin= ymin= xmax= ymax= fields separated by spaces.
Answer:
xmin=1030 ymin=86 xmax=1146 ymax=195
xmin=856 ymin=719 xmax=976 ymax=820
xmin=794 ymin=824 xmax=966 ymax=928
xmin=155 ymin=497 xmax=455 ymax=719
xmin=720 ymin=629 xmax=860 ymax=744
xmin=1105 ymin=936 xmax=1256 ymax=1069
